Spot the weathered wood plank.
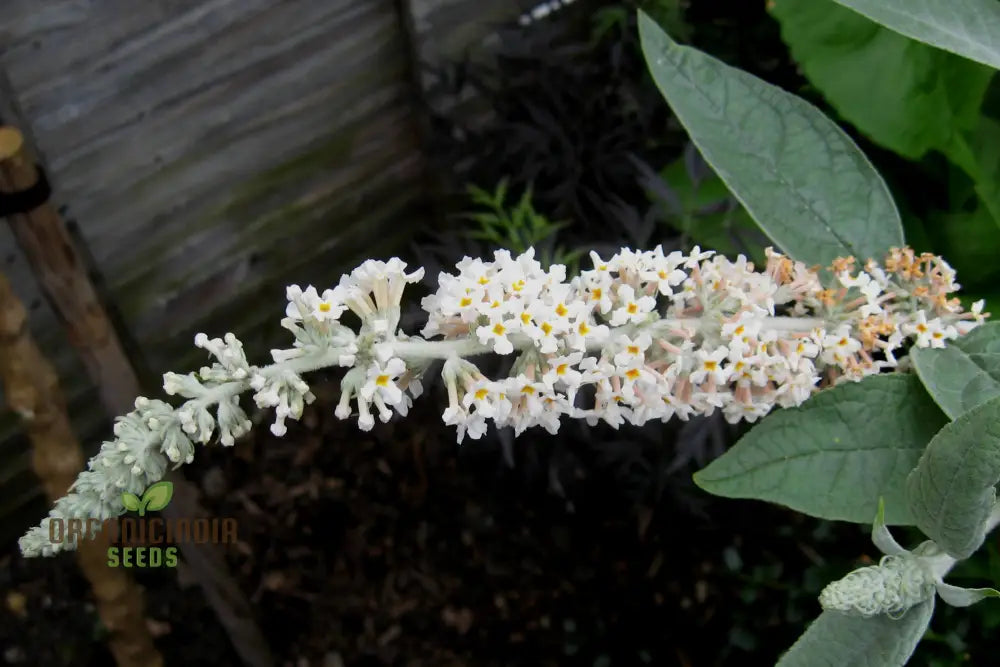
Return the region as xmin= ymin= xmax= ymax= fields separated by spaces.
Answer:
xmin=0 ymin=0 xmax=431 ymax=541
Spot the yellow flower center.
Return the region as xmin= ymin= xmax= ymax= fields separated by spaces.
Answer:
xmin=541 ymin=322 xmax=553 ymax=335
xmin=512 ymin=279 xmax=525 ymax=292
xmin=492 ymin=323 xmax=505 ymax=335
xmin=319 ymin=302 xmax=332 ymax=313
xmin=556 ymin=363 xmax=568 ymax=375
xmin=627 ymin=345 xmax=640 ymax=355
xmin=460 ymin=297 xmax=473 ymax=307
xmin=475 ymin=388 xmax=489 ymax=400
xmin=375 ymin=374 xmax=390 ymax=387
xmin=521 ymin=385 xmax=535 ymax=395
xmin=591 ymin=288 xmax=602 ymax=300
xmin=520 ymin=312 xmax=532 ymax=324
xmin=625 ymin=368 xmax=640 ymax=380
xmin=578 ymin=322 xmax=590 ymax=335
xmin=627 ymin=303 xmax=638 ymax=314
xmin=478 ymin=276 xmax=490 ymax=285
xmin=555 ymin=303 xmax=568 ymax=317
xmin=704 ymin=360 xmax=718 ymax=371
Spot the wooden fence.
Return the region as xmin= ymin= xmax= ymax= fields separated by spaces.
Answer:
xmin=0 ymin=0 xmax=530 ymax=544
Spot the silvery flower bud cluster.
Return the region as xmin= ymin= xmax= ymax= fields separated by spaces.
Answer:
xmin=819 ymin=554 xmax=936 ymax=618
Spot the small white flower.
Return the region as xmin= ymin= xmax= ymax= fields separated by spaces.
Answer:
xmin=476 ymin=317 xmax=517 ymax=355
xmin=360 ymin=358 xmax=408 ymax=406
xmin=690 ymin=346 xmax=731 ymax=385
xmin=541 ymin=352 xmax=584 ymax=392
xmin=613 ymin=333 xmax=652 ymax=368
xmin=609 ymin=285 xmax=657 ymax=326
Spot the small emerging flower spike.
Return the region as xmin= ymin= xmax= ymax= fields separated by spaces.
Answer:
xmin=819 ymin=499 xmax=1000 ymax=619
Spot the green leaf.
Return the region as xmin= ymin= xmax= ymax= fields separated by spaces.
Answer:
xmin=638 ymin=11 xmax=903 ymax=268
xmin=911 ymin=323 xmax=1000 ymax=419
xmin=955 ymin=116 xmax=1000 ymax=228
xmin=693 ymin=375 xmax=947 ymax=525
xmin=776 ymin=599 xmax=934 ymax=667
xmin=770 ymin=0 xmax=993 ymax=160
xmin=906 ymin=396 xmax=1000 ymax=559
xmin=830 ymin=0 xmax=1000 ymax=72
xmin=140 ymin=481 xmax=174 ymax=514
xmin=120 ymin=492 xmax=140 ymax=513
xmin=923 ymin=203 xmax=1000 ymax=290
xmin=935 ymin=582 xmax=1000 ymax=608
xmin=872 ymin=497 xmax=909 ymax=557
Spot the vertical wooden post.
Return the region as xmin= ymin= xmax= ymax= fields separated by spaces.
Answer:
xmin=0 ymin=270 xmax=164 ymax=667
xmin=0 ymin=126 xmax=274 ymax=667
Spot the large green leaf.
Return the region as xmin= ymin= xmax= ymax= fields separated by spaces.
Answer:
xmin=912 ymin=323 xmax=1000 ymax=419
xmin=831 ymin=0 xmax=1000 ymax=72
xmin=637 ymin=12 xmax=903 ymax=269
xmin=906 ymin=395 xmax=1000 ymax=559
xmin=923 ymin=203 xmax=1000 ymax=290
xmin=770 ymin=0 xmax=993 ymax=160
xmin=954 ymin=116 xmax=1000 ymax=227
xmin=776 ymin=600 xmax=934 ymax=667
xmin=693 ymin=375 xmax=947 ymax=525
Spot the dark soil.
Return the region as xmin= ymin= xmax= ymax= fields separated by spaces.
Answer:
xmin=2 ymin=375 xmax=875 ymax=667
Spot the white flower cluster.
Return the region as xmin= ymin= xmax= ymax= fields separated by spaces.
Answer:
xmin=18 ymin=245 xmax=987 ymax=557
xmin=416 ymin=246 xmax=985 ymax=441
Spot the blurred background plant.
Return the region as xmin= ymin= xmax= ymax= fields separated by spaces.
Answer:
xmin=461 ymin=179 xmax=581 ymax=270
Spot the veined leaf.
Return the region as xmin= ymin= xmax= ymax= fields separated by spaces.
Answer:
xmin=693 ymin=375 xmax=947 ymax=525
xmin=637 ymin=11 xmax=903 ymax=268
xmin=776 ymin=599 xmax=934 ymax=667
xmin=831 ymin=0 xmax=1000 ymax=72
xmin=912 ymin=322 xmax=1000 ymax=419
xmin=906 ymin=395 xmax=1000 ymax=559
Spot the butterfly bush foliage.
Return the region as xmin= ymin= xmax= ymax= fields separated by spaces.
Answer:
xmin=634 ymin=3 xmax=1000 ymax=665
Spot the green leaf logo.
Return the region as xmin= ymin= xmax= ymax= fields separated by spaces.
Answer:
xmin=121 ymin=492 xmax=141 ymax=512
xmin=138 ymin=481 xmax=174 ymax=516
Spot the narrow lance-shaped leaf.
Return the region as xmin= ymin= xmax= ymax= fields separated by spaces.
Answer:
xmin=832 ymin=0 xmax=1000 ymax=72
xmin=776 ymin=599 xmax=934 ymax=667
xmin=911 ymin=322 xmax=1000 ymax=419
xmin=637 ymin=11 xmax=903 ymax=268
xmin=693 ymin=375 xmax=947 ymax=525
xmin=872 ymin=498 xmax=908 ymax=557
xmin=935 ymin=582 xmax=1000 ymax=608
xmin=906 ymin=396 xmax=1000 ymax=559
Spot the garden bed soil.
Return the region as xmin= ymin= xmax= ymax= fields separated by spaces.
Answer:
xmin=1 ymin=377 xmax=872 ymax=667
